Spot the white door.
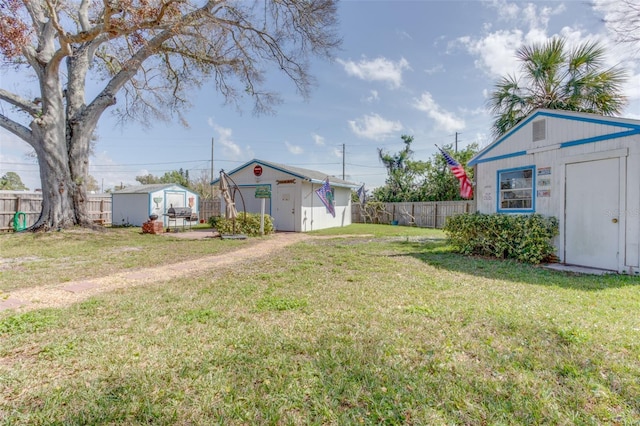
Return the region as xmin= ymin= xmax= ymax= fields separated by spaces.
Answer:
xmin=565 ymin=158 xmax=620 ymax=270
xmin=275 ymin=186 xmax=295 ymax=231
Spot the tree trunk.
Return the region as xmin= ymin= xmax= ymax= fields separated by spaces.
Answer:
xmin=30 ymin=133 xmax=78 ymax=230
xmin=68 ymin=119 xmax=95 ymax=227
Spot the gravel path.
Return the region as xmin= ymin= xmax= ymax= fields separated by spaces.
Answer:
xmin=1 ymin=232 xmax=311 ymax=313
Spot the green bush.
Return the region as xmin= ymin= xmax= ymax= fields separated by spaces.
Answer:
xmin=210 ymin=213 xmax=274 ymax=236
xmin=443 ymin=213 xmax=558 ymax=264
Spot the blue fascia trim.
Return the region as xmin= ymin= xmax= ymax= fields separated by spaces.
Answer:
xmin=469 ymin=110 xmax=640 ymax=166
xmin=560 ymin=129 xmax=640 ymax=148
xmin=211 ymin=159 xmax=309 ymax=185
xmin=496 ymin=165 xmax=536 ymax=214
xmin=470 ymin=150 xmax=528 ymax=166
xmin=538 ymin=111 xmax=640 ymax=129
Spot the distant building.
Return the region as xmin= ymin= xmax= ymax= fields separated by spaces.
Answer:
xmin=211 ymin=159 xmax=359 ymax=232
xmin=112 ymin=184 xmax=199 ymax=227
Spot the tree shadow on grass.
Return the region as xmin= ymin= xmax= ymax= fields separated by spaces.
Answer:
xmin=387 ymin=239 xmax=640 ymax=291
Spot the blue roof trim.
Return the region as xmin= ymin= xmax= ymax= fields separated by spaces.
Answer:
xmin=468 ymin=110 xmax=640 ymax=166
xmin=471 ymin=150 xmax=528 ymax=165
xmin=210 ymin=159 xmax=359 ymax=188
xmin=210 ymin=159 xmax=305 ymax=185
xmin=560 ymin=129 xmax=640 ymax=148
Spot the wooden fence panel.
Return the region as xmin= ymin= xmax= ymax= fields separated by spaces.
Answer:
xmin=199 ymin=198 xmax=221 ymax=222
xmin=352 ymin=200 xmax=475 ymax=229
xmin=0 ymin=192 xmax=112 ymax=231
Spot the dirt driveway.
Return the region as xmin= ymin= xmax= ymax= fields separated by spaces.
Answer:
xmin=0 ymin=232 xmax=311 ymax=313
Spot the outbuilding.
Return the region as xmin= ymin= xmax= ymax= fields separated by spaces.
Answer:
xmin=469 ymin=108 xmax=640 ymax=274
xmin=211 ymin=159 xmax=359 ymax=232
xmin=112 ymin=184 xmax=199 ymax=227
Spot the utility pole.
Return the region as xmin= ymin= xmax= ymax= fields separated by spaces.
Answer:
xmin=342 ymin=143 xmax=345 ymax=180
xmin=211 ymin=137 xmax=215 ymax=198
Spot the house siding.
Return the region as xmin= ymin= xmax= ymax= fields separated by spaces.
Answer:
xmin=471 ymin=109 xmax=640 ymax=273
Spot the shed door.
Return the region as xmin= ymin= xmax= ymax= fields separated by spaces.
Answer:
xmin=275 ymin=185 xmax=295 ymax=232
xmin=565 ymin=158 xmax=620 ymax=270
xmin=165 ymin=191 xmax=185 ymax=226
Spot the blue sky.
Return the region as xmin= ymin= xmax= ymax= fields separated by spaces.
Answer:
xmin=1 ymin=0 xmax=639 ymax=192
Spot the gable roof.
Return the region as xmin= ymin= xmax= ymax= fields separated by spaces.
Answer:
xmin=211 ymin=159 xmax=359 ymax=189
xmin=113 ymin=183 xmax=192 ymax=194
xmin=469 ymin=109 xmax=640 ymax=166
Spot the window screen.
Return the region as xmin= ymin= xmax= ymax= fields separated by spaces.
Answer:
xmin=499 ymin=168 xmax=534 ymax=210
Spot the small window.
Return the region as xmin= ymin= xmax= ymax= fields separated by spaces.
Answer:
xmin=498 ymin=167 xmax=534 ymax=211
xmin=532 ymin=119 xmax=546 ymax=142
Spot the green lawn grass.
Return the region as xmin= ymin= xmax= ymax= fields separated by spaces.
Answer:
xmin=0 ymin=227 xmax=248 ymax=292
xmin=1 ymin=225 xmax=639 ymax=425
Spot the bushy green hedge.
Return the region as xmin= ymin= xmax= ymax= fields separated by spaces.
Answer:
xmin=208 ymin=213 xmax=274 ymax=236
xmin=443 ymin=213 xmax=559 ymax=264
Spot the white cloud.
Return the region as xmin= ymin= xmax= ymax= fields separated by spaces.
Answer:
xmin=285 ymin=141 xmax=303 ymax=155
xmin=364 ymin=90 xmax=379 ymax=103
xmin=337 ymin=56 xmax=410 ymax=88
xmin=458 ymin=29 xmax=525 ymax=77
xmin=208 ymin=118 xmax=253 ymax=161
xmin=89 ymin=151 xmax=140 ymax=191
xmin=412 ymin=92 xmax=466 ymax=133
xmin=456 ymin=1 xmax=568 ymax=78
xmin=424 ymin=64 xmax=444 ymax=75
xmin=312 ymin=133 xmax=325 ymax=146
xmin=348 ymin=113 xmax=403 ymax=140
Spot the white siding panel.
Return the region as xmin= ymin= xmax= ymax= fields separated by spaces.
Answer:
xmin=625 ymin=145 xmax=640 ymax=269
xmin=112 ymin=194 xmax=149 ymax=226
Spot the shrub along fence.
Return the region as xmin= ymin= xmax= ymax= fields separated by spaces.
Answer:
xmin=352 ymin=200 xmax=475 ymax=228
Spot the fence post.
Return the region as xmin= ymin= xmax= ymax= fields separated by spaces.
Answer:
xmin=434 ymin=203 xmax=438 ymax=228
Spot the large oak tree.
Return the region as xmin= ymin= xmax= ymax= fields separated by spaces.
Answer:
xmin=0 ymin=0 xmax=340 ymax=230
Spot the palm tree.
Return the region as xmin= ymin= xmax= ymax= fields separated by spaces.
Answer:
xmin=488 ymin=38 xmax=627 ymax=137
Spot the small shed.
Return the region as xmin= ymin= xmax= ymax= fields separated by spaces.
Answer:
xmin=112 ymin=184 xmax=199 ymax=227
xmin=211 ymin=159 xmax=359 ymax=232
xmin=469 ymin=108 xmax=640 ymax=274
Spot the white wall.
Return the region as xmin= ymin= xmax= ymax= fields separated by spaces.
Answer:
xmin=301 ymin=181 xmax=352 ymax=232
xmin=474 ymin=112 xmax=640 ymax=272
xmin=112 ymin=194 xmax=149 ymax=226
xmin=219 ymin=162 xmax=354 ymax=232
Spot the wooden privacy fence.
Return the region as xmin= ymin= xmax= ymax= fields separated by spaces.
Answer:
xmin=0 ymin=192 xmax=112 ymax=231
xmin=1 ymin=193 xmax=221 ymax=231
xmin=199 ymin=198 xmax=221 ymax=222
xmin=352 ymin=200 xmax=475 ymax=228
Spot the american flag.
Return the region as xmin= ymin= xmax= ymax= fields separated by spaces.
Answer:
xmin=357 ymin=184 xmax=366 ymax=205
xmin=437 ymin=146 xmax=473 ymax=199
xmin=315 ymin=177 xmax=335 ymax=217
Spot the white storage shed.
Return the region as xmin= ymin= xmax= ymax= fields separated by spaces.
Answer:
xmin=211 ymin=159 xmax=359 ymax=232
xmin=469 ymin=108 xmax=640 ymax=274
xmin=112 ymin=184 xmax=199 ymax=227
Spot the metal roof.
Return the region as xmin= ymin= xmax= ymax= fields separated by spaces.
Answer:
xmin=210 ymin=159 xmax=360 ymax=189
xmin=113 ymin=184 xmax=193 ymax=194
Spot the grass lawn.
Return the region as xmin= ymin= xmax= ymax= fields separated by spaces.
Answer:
xmin=1 ymin=224 xmax=639 ymax=424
